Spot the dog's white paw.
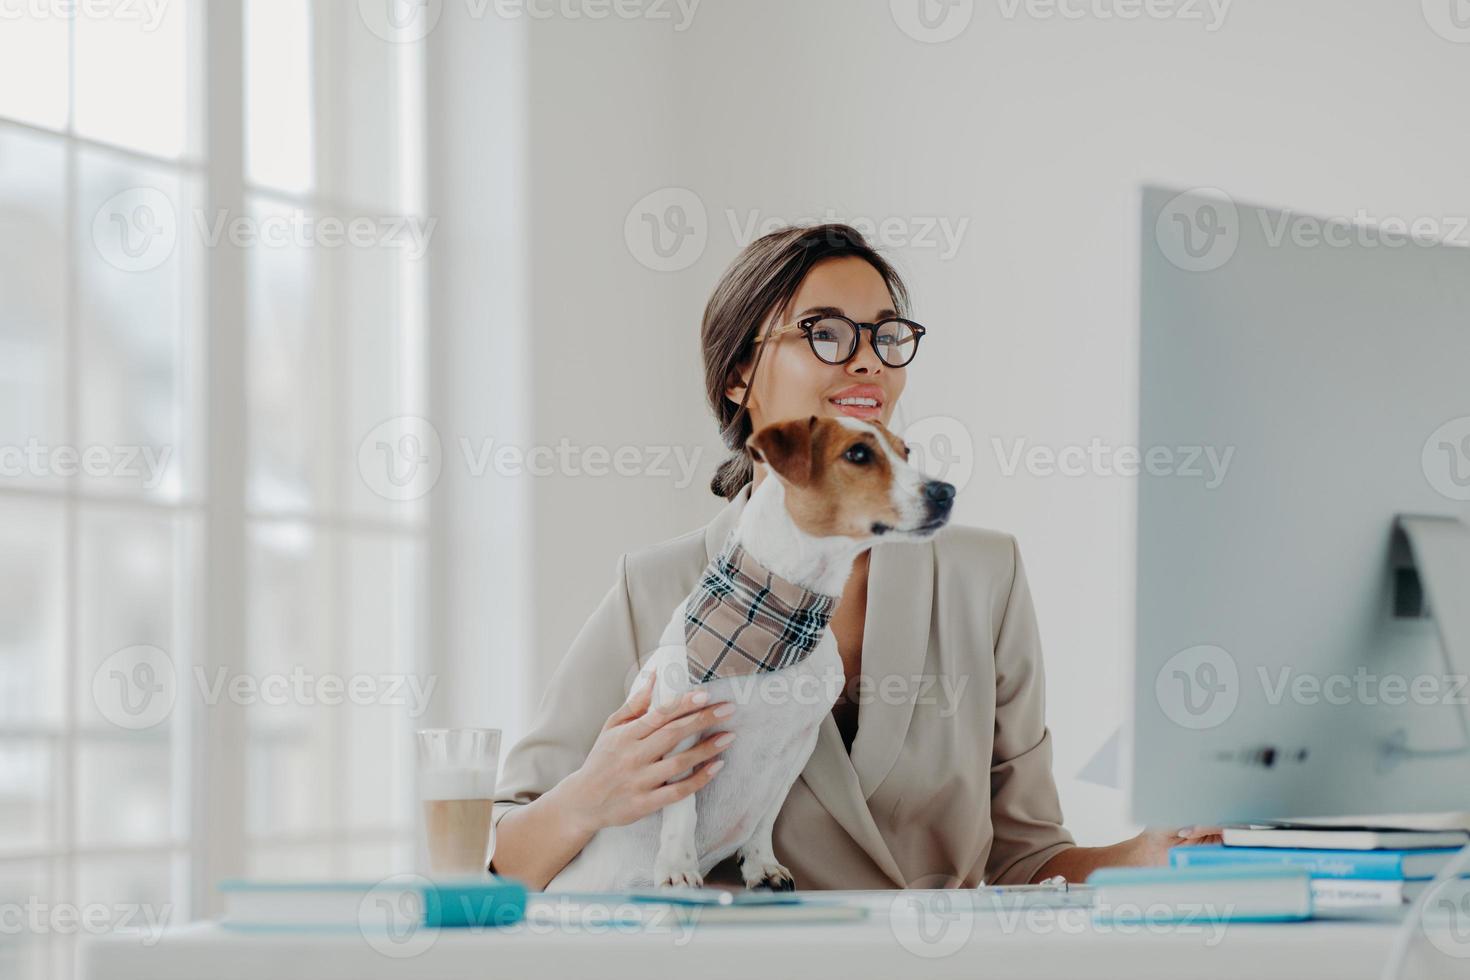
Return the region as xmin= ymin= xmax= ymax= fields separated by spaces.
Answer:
xmin=739 ymin=857 xmax=795 ymax=892
xmin=654 ymin=848 xmax=702 ymax=889
xmin=656 ymin=869 xmax=704 ymax=889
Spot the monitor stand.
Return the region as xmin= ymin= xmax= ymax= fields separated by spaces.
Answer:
xmin=1387 ymin=514 xmax=1470 ymax=755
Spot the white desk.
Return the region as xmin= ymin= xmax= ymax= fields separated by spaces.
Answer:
xmin=78 ymin=890 xmax=1460 ymax=980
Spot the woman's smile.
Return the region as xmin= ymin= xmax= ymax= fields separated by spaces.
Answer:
xmin=826 ymin=383 xmax=886 ymax=421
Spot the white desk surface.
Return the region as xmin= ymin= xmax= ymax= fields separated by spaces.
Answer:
xmin=78 ymin=889 xmax=1461 ymax=980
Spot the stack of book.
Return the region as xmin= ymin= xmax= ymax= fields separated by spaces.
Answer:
xmin=1169 ymin=823 xmax=1470 ymax=909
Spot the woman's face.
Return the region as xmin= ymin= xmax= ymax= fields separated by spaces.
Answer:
xmin=725 ymin=256 xmax=908 ymax=474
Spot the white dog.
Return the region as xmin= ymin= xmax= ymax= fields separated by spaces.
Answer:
xmin=545 ymin=415 xmax=955 ymax=891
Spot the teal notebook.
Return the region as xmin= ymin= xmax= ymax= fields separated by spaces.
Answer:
xmin=1087 ymin=865 xmax=1313 ymax=923
xmin=219 ymin=876 xmax=527 ymax=930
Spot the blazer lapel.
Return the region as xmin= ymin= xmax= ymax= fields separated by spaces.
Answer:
xmin=849 ymin=537 xmax=935 ymax=801
xmin=702 ymin=482 xmax=935 ymax=888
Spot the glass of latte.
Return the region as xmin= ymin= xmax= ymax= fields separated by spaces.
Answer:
xmin=415 ymin=728 xmax=501 ymax=878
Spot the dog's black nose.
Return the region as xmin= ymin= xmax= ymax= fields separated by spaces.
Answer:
xmin=924 ymin=480 xmax=955 ymax=512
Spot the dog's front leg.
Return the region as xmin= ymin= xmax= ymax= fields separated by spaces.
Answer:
xmin=651 ymin=775 xmax=702 ymax=888
xmin=736 ymin=800 xmax=794 ymax=891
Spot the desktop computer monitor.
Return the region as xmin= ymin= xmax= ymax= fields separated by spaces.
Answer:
xmin=1130 ymin=186 xmax=1470 ymax=826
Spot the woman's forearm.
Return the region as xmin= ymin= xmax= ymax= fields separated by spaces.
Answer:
xmin=1030 ymin=841 xmax=1132 ymax=883
xmin=488 ymin=779 xmax=600 ymax=891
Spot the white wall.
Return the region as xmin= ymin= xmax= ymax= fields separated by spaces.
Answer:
xmin=519 ymin=0 xmax=1470 ymax=846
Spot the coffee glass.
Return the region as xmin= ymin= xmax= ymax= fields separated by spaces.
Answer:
xmin=415 ymin=728 xmax=501 ymax=878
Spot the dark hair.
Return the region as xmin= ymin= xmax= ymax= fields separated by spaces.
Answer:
xmin=701 ymin=223 xmax=911 ymax=499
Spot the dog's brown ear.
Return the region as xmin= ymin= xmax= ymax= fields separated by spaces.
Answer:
xmin=747 ymin=415 xmax=819 ymax=487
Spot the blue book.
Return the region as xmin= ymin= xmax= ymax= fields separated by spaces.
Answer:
xmin=219 ymin=877 xmax=527 ymax=930
xmin=1087 ymin=865 xmax=1313 ymax=923
xmin=1170 ymin=844 xmax=1461 ymax=880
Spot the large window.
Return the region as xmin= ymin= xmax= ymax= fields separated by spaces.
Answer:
xmin=0 ymin=4 xmax=428 ymax=976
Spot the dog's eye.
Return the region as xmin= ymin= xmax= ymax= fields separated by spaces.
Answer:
xmin=902 ymin=443 xmax=912 ymax=460
xmin=843 ymin=444 xmax=873 ymax=464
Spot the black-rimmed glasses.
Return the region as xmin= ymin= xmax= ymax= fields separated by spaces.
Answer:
xmin=752 ymin=314 xmax=926 ymax=368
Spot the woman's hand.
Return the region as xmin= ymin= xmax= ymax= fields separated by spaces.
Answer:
xmin=558 ymin=676 xmax=735 ymax=836
xmin=1125 ymin=826 xmax=1225 ymax=866
xmin=1033 ymin=825 xmax=1224 ymax=881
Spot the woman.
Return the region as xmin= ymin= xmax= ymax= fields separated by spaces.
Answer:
xmin=489 ymin=223 xmax=1219 ymax=891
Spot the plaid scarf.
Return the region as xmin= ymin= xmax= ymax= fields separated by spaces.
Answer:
xmin=684 ymin=534 xmax=839 ymax=684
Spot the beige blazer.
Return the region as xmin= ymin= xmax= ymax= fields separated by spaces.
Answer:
xmin=491 ymin=482 xmax=1076 ymax=889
